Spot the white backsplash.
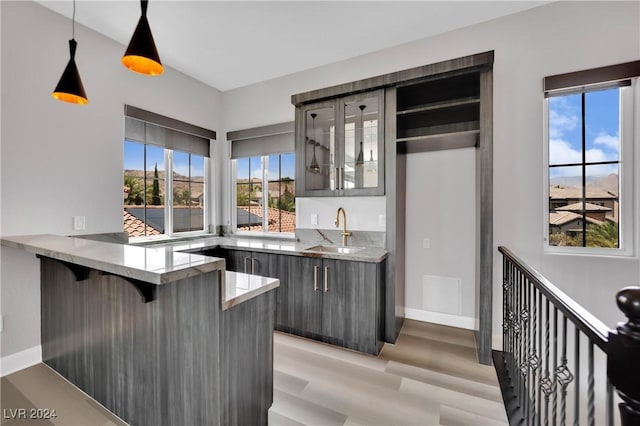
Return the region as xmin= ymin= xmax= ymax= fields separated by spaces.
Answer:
xmin=296 ymin=196 xmax=386 ymax=232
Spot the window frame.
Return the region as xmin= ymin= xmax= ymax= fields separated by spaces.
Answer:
xmin=231 ymin=152 xmax=296 ymax=238
xmin=543 ymin=80 xmax=636 ymax=256
xmin=124 ymin=141 xmax=210 ymax=242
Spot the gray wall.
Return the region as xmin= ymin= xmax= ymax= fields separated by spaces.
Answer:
xmin=221 ymin=1 xmax=640 ymax=346
xmin=1 ymin=0 xmax=639 ymax=362
xmin=0 ymin=1 xmax=223 ymax=358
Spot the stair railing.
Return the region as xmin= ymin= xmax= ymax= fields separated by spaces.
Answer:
xmin=497 ymin=246 xmax=640 ymax=426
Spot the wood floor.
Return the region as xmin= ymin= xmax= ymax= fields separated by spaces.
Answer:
xmin=1 ymin=320 xmax=507 ymax=425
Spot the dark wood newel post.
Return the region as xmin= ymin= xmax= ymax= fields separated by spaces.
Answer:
xmin=607 ymin=287 xmax=640 ymax=426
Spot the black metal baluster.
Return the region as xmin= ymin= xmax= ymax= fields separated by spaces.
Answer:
xmin=503 ymin=257 xmax=508 ymax=357
xmin=538 ymin=292 xmax=543 ymax=426
xmin=541 ymin=299 xmax=552 ymax=426
xmin=510 ymin=261 xmax=516 ymax=389
xmin=531 ymin=287 xmax=539 ymax=426
xmin=516 ymin=269 xmax=523 ymax=413
xmin=552 ymin=307 xmax=558 ymax=425
xmin=588 ymin=342 xmax=595 ymax=426
xmin=574 ymin=327 xmax=580 ymax=426
xmin=556 ymin=315 xmax=573 ymax=426
xmin=525 ymin=278 xmax=531 ymax=425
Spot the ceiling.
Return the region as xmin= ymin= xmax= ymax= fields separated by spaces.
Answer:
xmin=38 ymin=1 xmax=548 ymax=91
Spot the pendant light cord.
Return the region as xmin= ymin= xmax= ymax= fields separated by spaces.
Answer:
xmin=72 ymin=0 xmax=76 ymax=39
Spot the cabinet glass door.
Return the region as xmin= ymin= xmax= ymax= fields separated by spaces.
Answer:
xmin=343 ymin=95 xmax=381 ymax=190
xmin=304 ymin=106 xmax=335 ymax=192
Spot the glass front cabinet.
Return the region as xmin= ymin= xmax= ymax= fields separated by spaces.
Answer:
xmin=295 ymin=89 xmax=384 ymax=196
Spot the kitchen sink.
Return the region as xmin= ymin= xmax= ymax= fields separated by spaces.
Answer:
xmin=304 ymin=245 xmax=366 ymax=254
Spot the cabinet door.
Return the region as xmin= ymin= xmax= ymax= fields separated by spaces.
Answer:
xmin=274 ymin=254 xmax=296 ymax=331
xmin=226 ymin=249 xmax=251 ymax=273
xmin=298 ymin=101 xmax=338 ymax=196
xmin=340 ymin=90 xmax=384 ymax=195
xmin=289 ymin=256 xmax=323 ymax=336
xmin=246 ymin=251 xmax=274 ymax=277
xmin=321 ymin=259 xmax=378 ymax=352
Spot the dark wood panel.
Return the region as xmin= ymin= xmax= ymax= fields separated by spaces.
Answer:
xmin=384 ymin=86 xmax=405 ymax=343
xmin=41 ymin=257 xmax=222 ymax=426
xmin=40 ymin=256 xmax=276 ymax=425
xmin=321 ymin=259 xmax=381 ymax=355
xmin=291 ymin=51 xmax=493 ymax=105
xmin=220 ymin=291 xmax=275 ymax=426
xmin=477 ymin=69 xmax=494 ymax=365
xmin=289 ymin=256 xmax=323 ymax=336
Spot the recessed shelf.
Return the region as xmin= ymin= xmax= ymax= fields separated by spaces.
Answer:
xmin=397 ymin=120 xmax=479 ymax=141
xmin=396 ymin=96 xmax=480 ymax=116
xmin=397 ymin=130 xmax=480 ymax=154
xmin=396 ymin=72 xmax=480 ymax=112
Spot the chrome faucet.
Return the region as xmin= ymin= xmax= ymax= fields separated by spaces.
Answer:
xmin=335 ymin=207 xmax=352 ymax=246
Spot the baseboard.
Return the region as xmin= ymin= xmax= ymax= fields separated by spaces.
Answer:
xmin=405 ymin=308 xmax=476 ymax=330
xmin=1 ymin=345 xmax=42 ymax=377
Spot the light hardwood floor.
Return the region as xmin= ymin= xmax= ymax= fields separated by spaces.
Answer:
xmin=1 ymin=320 xmax=507 ymax=425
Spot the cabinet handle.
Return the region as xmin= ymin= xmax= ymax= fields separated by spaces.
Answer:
xmin=251 ymin=258 xmax=257 ymax=274
xmin=335 ymin=167 xmax=339 ymax=191
xmin=324 ymin=266 xmax=329 ymax=292
xmin=341 ymin=168 xmax=344 ymax=190
xmin=313 ymin=265 xmax=319 ymax=291
xmin=243 ymin=257 xmax=250 ymax=274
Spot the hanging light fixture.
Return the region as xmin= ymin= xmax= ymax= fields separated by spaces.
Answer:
xmin=309 ymin=113 xmax=321 ymax=174
xmin=52 ymin=0 xmax=88 ymax=105
xmin=122 ymin=0 xmax=163 ymax=76
xmin=355 ymin=105 xmax=366 ymax=167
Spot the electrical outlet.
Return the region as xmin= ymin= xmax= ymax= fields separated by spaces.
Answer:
xmin=310 ymin=214 xmax=318 ymax=225
xmin=423 ymin=238 xmax=431 ymax=249
xmin=73 ymin=216 xmax=86 ymax=231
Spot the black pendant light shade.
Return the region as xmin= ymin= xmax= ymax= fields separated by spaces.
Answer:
xmin=52 ymin=39 xmax=88 ymax=104
xmin=122 ymin=0 xmax=163 ymax=76
xmin=355 ymin=105 xmax=366 ymax=166
xmin=309 ymin=113 xmax=321 ymax=173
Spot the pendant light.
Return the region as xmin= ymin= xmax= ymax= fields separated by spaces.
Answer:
xmin=309 ymin=113 xmax=321 ymax=174
xmin=366 ymin=149 xmax=377 ymax=173
xmin=355 ymin=105 xmax=365 ymax=167
xmin=122 ymin=0 xmax=163 ymax=76
xmin=52 ymin=0 xmax=88 ymax=105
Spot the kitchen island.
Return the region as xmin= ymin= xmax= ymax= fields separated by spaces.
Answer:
xmin=1 ymin=234 xmax=279 ymax=426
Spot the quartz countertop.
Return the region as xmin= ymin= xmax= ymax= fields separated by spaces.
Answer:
xmin=222 ymin=271 xmax=279 ymax=310
xmin=149 ymin=235 xmax=388 ymax=263
xmin=1 ymin=234 xmax=225 ymax=285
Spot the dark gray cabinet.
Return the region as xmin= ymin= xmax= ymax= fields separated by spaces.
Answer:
xmin=226 ymin=250 xmax=272 ymax=276
xmin=195 ymin=247 xmax=384 ymax=355
xmin=295 ymin=90 xmax=385 ymax=197
xmin=284 ymin=256 xmax=384 ymax=355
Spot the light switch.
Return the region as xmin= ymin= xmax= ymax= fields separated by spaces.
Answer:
xmin=73 ymin=216 xmax=86 ymax=231
xmin=310 ymin=214 xmax=318 ymax=225
xmin=378 ymin=215 xmax=386 ymax=226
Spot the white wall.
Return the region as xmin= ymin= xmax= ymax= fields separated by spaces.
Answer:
xmin=0 ymin=1 xmax=223 ymax=358
xmin=1 ymin=1 xmax=639 ymax=362
xmin=296 ymin=196 xmax=385 ymax=231
xmin=223 ymin=1 xmax=640 ymax=345
xmin=404 ymin=149 xmax=476 ymax=329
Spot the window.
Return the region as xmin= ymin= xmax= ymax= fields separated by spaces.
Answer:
xmin=544 ymin=71 xmax=637 ymax=253
xmin=228 ymin=122 xmax=296 ymax=235
xmin=234 ymin=153 xmax=295 ymax=234
xmin=123 ymin=107 xmax=214 ymax=239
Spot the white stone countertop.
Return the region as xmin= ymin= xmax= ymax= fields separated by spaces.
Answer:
xmin=222 ymin=271 xmax=279 ymax=310
xmin=1 ymin=234 xmax=225 ymax=285
xmin=148 ymin=235 xmax=388 ymax=263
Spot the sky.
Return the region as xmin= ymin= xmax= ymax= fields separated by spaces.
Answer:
xmin=124 ymin=141 xmax=205 ymax=177
xmin=236 ymin=153 xmax=295 ymax=180
xmin=548 ymin=87 xmax=620 ymax=178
